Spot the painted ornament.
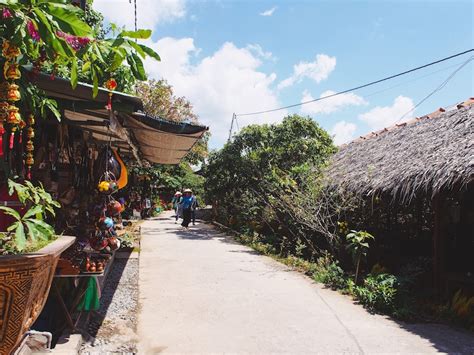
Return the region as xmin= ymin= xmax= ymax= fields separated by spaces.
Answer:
xmin=3 ymin=62 xmax=20 ymax=80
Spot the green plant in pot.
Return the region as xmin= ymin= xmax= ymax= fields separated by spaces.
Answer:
xmin=0 ymin=179 xmax=59 ymax=254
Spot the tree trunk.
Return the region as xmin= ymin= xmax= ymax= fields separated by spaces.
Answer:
xmin=355 ymin=254 xmax=361 ymax=285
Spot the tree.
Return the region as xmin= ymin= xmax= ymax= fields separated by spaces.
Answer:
xmin=0 ymin=0 xmax=160 ymax=98
xmin=346 ymin=230 xmax=375 ymax=284
xmin=204 ymin=114 xmax=336 ymax=255
xmin=135 ymin=79 xmax=208 ymax=164
xmin=135 ymin=79 xmax=198 ymax=123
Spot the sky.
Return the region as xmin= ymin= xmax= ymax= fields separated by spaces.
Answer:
xmin=94 ymin=0 xmax=473 ymax=148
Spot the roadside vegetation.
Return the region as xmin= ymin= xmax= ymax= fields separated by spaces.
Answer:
xmin=204 ymin=115 xmax=474 ymax=331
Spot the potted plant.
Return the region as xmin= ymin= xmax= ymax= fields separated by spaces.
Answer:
xmin=0 ymin=179 xmax=75 ymax=355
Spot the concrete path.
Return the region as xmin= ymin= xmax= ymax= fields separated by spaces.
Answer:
xmin=138 ymin=212 xmax=474 ymax=354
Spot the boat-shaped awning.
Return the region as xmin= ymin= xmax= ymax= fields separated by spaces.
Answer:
xmin=27 ymin=71 xmax=208 ymax=165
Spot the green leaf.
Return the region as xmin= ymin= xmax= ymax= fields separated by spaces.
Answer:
xmin=24 ymin=220 xmax=39 ymax=242
xmin=120 ymin=29 xmax=152 ymax=39
xmin=109 ymin=51 xmax=125 ymax=72
xmin=82 ymin=61 xmax=91 ymax=73
xmin=26 ymin=219 xmax=55 ymax=239
xmin=139 ymin=44 xmax=160 ymax=61
xmin=23 ymin=205 xmax=43 ymax=219
xmin=70 ymin=59 xmax=78 ymax=89
xmin=0 ymin=206 xmax=21 ymax=221
xmin=91 ymin=65 xmax=99 ymax=98
xmin=32 ymin=9 xmax=66 ymax=56
xmin=128 ymin=40 xmax=146 ymax=58
xmin=44 ymin=99 xmax=61 ymax=121
xmin=14 ymin=222 xmax=26 ymax=251
xmin=44 ymin=3 xmax=92 ymax=36
xmin=127 ymin=52 xmax=146 ymax=80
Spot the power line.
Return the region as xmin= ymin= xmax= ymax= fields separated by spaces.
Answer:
xmin=396 ymin=55 xmax=473 ymax=123
xmin=235 ymin=49 xmax=474 ymax=117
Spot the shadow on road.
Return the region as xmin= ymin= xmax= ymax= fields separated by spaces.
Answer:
xmin=142 ymin=213 xmax=474 ymax=353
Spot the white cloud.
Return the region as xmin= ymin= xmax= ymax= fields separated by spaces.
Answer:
xmin=300 ymin=90 xmax=367 ymax=115
xmin=246 ymin=44 xmax=274 ymax=61
xmin=260 ymin=7 xmax=277 ymax=16
xmin=330 ymin=121 xmax=357 ymax=145
xmin=359 ymin=95 xmax=415 ymax=130
xmin=93 ymin=0 xmax=186 ymax=29
xmin=143 ymin=38 xmax=285 ymax=147
xmin=278 ymin=54 xmax=336 ymax=90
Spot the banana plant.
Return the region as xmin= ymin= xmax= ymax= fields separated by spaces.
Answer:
xmin=0 ymin=179 xmax=60 ymax=252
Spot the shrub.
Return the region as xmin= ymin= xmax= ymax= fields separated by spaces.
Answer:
xmin=354 ymin=273 xmax=398 ymax=313
xmin=313 ymin=254 xmax=346 ymax=290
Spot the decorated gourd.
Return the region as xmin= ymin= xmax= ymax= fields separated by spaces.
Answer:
xmin=98 ymin=216 xmax=114 ymax=230
xmin=107 ymin=200 xmax=122 ymax=216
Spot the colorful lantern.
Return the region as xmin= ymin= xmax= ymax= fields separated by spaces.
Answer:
xmin=6 ymin=83 xmax=20 ymax=102
xmin=104 ymin=78 xmax=117 ymax=111
xmin=7 ymin=105 xmax=21 ymax=124
xmin=2 ymin=41 xmax=20 ymax=59
xmin=3 ymin=62 xmax=20 ymax=80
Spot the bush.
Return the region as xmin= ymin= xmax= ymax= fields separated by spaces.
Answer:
xmin=313 ymin=254 xmax=346 ymax=290
xmin=354 ymin=273 xmax=398 ymax=313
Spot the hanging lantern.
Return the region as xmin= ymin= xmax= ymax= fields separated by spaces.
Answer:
xmin=2 ymin=41 xmax=20 ymax=60
xmin=6 ymin=83 xmax=20 ymax=102
xmin=25 ymin=153 xmax=34 ymax=166
xmin=26 ymin=126 xmax=34 ymax=139
xmin=7 ymin=105 xmax=21 ymax=125
xmin=104 ymin=78 xmax=117 ymax=111
xmin=27 ymin=114 xmax=35 ymax=126
xmin=25 ymin=114 xmax=35 ymax=179
xmin=3 ymin=62 xmax=21 ymax=80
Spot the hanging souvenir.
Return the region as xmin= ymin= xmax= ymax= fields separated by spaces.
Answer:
xmin=104 ymin=78 xmax=117 ymax=111
xmin=107 ymin=200 xmax=122 ymax=216
xmin=3 ymin=62 xmax=20 ymax=80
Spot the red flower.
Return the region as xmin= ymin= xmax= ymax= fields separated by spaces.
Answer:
xmin=27 ymin=20 xmax=40 ymax=42
xmin=2 ymin=8 xmax=12 ymax=19
xmin=56 ymin=31 xmax=91 ymax=51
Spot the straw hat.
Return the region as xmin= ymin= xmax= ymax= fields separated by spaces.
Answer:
xmin=183 ymin=188 xmax=192 ymax=193
xmin=175 ymin=191 xmax=182 ymax=196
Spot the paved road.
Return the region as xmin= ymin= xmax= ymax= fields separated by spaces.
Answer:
xmin=137 ymin=212 xmax=474 ymax=354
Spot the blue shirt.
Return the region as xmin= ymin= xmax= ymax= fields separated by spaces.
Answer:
xmin=181 ymin=196 xmax=193 ymax=209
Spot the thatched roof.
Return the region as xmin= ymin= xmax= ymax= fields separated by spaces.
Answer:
xmin=326 ymin=99 xmax=474 ymax=202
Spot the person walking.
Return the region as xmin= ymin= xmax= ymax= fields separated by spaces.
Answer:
xmin=191 ymin=192 xmax=199 ymax=225
xmin=180 ymin=189 xmax=193 ymax=229
xmin=172 ymin=191 xmax=182 ymax=223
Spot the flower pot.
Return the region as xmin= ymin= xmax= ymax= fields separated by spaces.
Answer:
xmin=0 ymin=235 xmax=75 ymax=355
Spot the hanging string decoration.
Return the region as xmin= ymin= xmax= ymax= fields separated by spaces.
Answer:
xmin=2 ymin=41 xmax=23 ymax=152
xmin=25 ymin=114 xmax=35 ymax=179
xmin=104 ymin=78 xmax=117 ymax=111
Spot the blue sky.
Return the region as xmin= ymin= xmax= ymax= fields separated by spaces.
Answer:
xmin=94 ymin=0 xmax=473 ymax=148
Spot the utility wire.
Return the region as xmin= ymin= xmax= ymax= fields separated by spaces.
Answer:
xmin=396 ymin=55 xmax=474 ymax=123
xmin=235 ymin=49 xmax=474 ymax=117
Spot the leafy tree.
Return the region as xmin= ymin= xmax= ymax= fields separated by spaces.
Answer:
xmin=0 ymin=0 xmax=160 ymax=97
xmin=135 ymin=79 xmax=209 ymax=164
xmin=205 ymin=115 xmax=336 ymax=255
xmin=135 ymin=79 xmax=198 ymax=123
